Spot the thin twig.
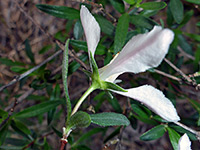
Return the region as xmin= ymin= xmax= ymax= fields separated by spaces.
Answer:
xmin=153 ymin=69 xmax=182 ymax=83
xmin=5 ymin=88 xmax=34 ymax=111
xmin=177 ymin=46 xmax=195 ymax=60
xmin=164 ymin=58 xmax=199 ymax=90
xmin=0 ymin=88 xmax=34 ymax=128
xmin=14 ymin=0 xmax=88 ymax=70
xmin=0 ymin=50 xmax=62 ymax=92
xmin=174 ymin=122 xmax=200 ymax=141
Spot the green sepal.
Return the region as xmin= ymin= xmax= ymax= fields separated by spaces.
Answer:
xmin=103 ymin=81 xmax=127 ymax=92
xmin=89 ymin=51 xmax=99 ymax=79
xmin=66 ymin=111 xmax=91 ymax=132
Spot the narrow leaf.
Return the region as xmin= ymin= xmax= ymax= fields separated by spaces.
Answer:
xmin=169 ymin=0 xmax=184 ymax=24
xmin=25 ymin=39 xmax=35 ymax=64
xmin=140 ymin=125 xmax=166 ymax=141
xmin=114 ymin=13 xmax=129 ymax=54
xmin=0 ymin=124 xmax=9 ymax=146
xmin=130 ymin=15 xmax=158 ymax=29
xmin=140 ymin=2 xmax=167 ymax=10
xmin=62 ymin=39 xmax=71 ymax=122
xmin=72 ymin=128 xmax=105 ymax=147
xmin=95 ymin=15 xmax=115 ymax=36
xmin=167 ymin=127 xmax=181 ymax=150
xmin=36 ymin=4 xmax=79 ymax=20
xmin=109 ymin=0 xmax=125 ymax=13
xmin=90 ymin=112 xmax=130 ymax=126
xmin=123 ymin=0 xmax=136 ymax=5
xmin=185 ymin=0 xmax=200 ymax=5
xmin=73 ymin=20 xmax=84 ymax=40
xmin=14 ymin=100 xmax=63 ymax=118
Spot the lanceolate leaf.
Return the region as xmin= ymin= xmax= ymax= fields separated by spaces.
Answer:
xmin=140 ymin=125 xmax=166 ymax=141
xmin=90 ymin=112 xmax=130 ymax=126
xmin=114 ymin=13 xmax=129 ymax=54
xmin=130 ymin=15 xmax=158 ymax=29
xmin=62 ymin=39 xmax=71 ymax=122
xmin=140 ymin=2 xmax=167 ymax=10
xmin=167 ymin=127 xmax=180 ymax=150
xmin=36 ymin=4 xmax=79 ymax=20
xmin=14 ymin=100 xmax=63 ymax=118
xmin=25 ymin=39 xmax=35 ymax=64
xmin=169 ymin=0 xmax=184 ymax=24
xmin=109 ymin=0 xmax=125 ymax=13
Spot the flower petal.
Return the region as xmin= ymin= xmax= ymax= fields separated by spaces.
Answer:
xmin=80 ymin=5 xmax=100 ymax=57
xmin=178 ymin=134 xmax=192 ymax=150
xmin=99 ymin=26 xmax=174 ymax=82
xmin=112 ymin=85 xmax=180 ymax=122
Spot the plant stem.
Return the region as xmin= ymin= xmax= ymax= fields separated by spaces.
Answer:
xmin=71 ymin=85 xmax=96 ymax=116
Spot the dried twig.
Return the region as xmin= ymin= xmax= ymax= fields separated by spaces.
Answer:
xmin=174 ymin=122 xmax=200 ymax=141
xmin=177 ymin=46 xmax=195 ymax=60
xmin=14 ymin=0 xmax=88 ymax=70
xmin=154 ymin=69 xmax=182 ymax=83
xmin=0 ymin=88 xmax=34 ymax=128
xmin=164 ymin=58 xmax=199 ymax=89
xmin=0 ymin=50 xmax=62 ymax=92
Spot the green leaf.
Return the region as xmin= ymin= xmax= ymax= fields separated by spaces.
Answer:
xmin=184 ymin=0 xmax=200 ymax=5
xmin=48 ymin=84 xmax=60 ymax=124
xmin=140 ymin=125 xmax=166 ymax=141
xmin=0 ymin=123 xmax=9 ymax=146
xmin=14 ymin=100 xmax=63 ymax=118
xmin=36 ymin=4 xmax=79 ymax=20
xmin=12 ymin=120 xmax=31 ymax=135
xmin=67 ymin=111 xmax=91 ymax=130
xmin=0 ymin=109 xmax=8 ymax=124
xmin=123 ymin=0 xmax=136 ymax=5
xmin=188 ymin=98 xmax=200 ymax=113
xmin=130 ymin=15 xmax=158 ymax=29
xmin=169 ymin=0 xmax=184 ymax=24
xmin=74 ymin=20 xmax=84 ymax=40
xmin=62 ymin=39 xmax=71 ymax=122
xmin=0 ymin=146 xmax=23 ymax=150
xmin=179 ymin=10 xmax=194 ymax=28
xmin=70 ymin=40 xmax=106 ymax=55
xmin=39 ymin=45 xmax=52 ymax=54
xmin=167 ymin=127 xmax=181 ymax=150
xmin=114 ymin=13 xmax=129 ymax=54
xmin=95 ymin=15 xmax=115 ymax=36
xmin=140 ymin=2 xmax=167 ymax=10
xmin=72 ymin=128 xmax=105 ymax=147
xmin=25 ymin=39 xmax=35 ymax=64
xmin=178 ymin=34 xmax=193 ymax=55
xmin=90 ymin=112 xmax=130 ymax=126
xmin=10 ymin=66 xmax=27 ymax=73
xmin=103 ymin=81 xmax=127 ymax=92
xmin=0 ymin=58 xmax=24 ymax=66
xmin=109 ymin=0 xmax=125 ymax=13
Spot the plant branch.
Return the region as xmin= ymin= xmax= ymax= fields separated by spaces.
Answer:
xmin=164 ymin=58 xmax=199 ymax=90
xmin=14 ymin=0 xmax=88 ymax=69
xmin=0 ymin=50 xmax=62 ymax=92
xmin=0 ymin=88 xmax=34 ymax=129
xmin=153 ymin=69 xmax=182 ymax=82
xmin=174 ymin=122 xmax=200 ymax=141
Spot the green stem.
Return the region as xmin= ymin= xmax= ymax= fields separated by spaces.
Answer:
xmin=71 ymin=84 xmax=96 ymax=116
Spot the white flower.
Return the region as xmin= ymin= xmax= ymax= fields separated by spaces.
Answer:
xmin=80 ymin=5 xmax=180 ymax=122
xmin=178 ymin=134 xmax=192 ymax=150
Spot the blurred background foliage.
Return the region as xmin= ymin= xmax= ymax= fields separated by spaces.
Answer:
xmin=0 ymin=0 xmax=200 ymax=149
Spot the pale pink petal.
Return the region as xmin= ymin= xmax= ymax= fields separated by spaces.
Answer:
xmin=80 ymin=5 xmax=100 ymax=57
xmin=178 ymin=134 xmax=192 ymax=150
xmin=113 ymin=85 xmax=180 ymax=122
xmin=99 ymin=26 xmax=174 ymax=82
